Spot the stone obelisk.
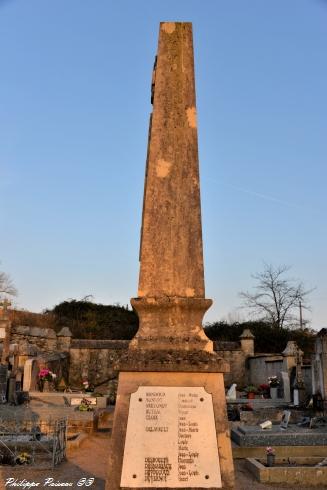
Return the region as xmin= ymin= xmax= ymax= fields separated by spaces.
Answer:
xmin=106 ymin=23 xmax=234 ymax=489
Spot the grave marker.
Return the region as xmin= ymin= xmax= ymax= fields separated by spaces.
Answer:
xmin=280 ymin=410 xmax=291 ymax=430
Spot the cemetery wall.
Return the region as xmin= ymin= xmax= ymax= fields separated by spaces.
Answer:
xmin=215 ymin=348 xmax=247 ymax=387
xmin=6 ymin=325 xmax=310 ymax=394
xmin=68 ymin=339 xmax=250 ymax=388
xmin=69 ymin=339 xmax=129 ymax=387
xmin=10 ymin=325 xmax=58 ymax=352
xmin=248 ymin=355 xmax=283 ymax=385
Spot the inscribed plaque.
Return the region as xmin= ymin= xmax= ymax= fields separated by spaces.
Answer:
xmin=70 ymin=397 xmax=97 ymax=406
xmin=0 ymin=327 xmax=6 ymax=339
xmin=120 ymin=386 xmax=221 ymax=488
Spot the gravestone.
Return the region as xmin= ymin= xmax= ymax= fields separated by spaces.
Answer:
xmin=23 ymin=358 xmax=38 ymax=391
xmin=106 ymin=23 xmax=234 ymax=489
xmin=0 ymin=364 xmax=8 ymax=403
xmin=280 ymin=410 xmax=291 ymax=430
xmin=0 ymin=299 xmax=11 ymax=364
xmin=280 ymin=371 xmax=291 ymax=403
xmin=294 ymin=389 xmax=300 ymax=406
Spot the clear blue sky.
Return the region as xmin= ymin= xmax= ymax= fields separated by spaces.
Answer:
xmin=1 ymin=0 xmax=326 ymax=328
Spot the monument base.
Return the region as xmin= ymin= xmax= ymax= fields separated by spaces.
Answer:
xmin=106 ymin=371 xmax=234 ymax=489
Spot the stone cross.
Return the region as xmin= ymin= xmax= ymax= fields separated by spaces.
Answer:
xmin=0 ymin=298 xmax=11 ymax=317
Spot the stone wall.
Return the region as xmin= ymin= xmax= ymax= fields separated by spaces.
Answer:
xmin=68 ymin=337 xmax=253 ymax=389
xmin=2 ymin=323 xmax=256 ymax=390
xmin=248 ymin=355 xmax=283 ymax=386
xmin=10 ymin=325 xmax=58 ymax=352
xmin=69 ymin=340 xmax=129 ymax=388
xmin=6 ymin=324 xmax=312 ymax=396
xmin=214 ymin=342 xmax=247 ymax=387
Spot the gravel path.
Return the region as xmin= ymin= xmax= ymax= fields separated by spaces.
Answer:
xmin=0 ymin=434 xmax=325 ymax=490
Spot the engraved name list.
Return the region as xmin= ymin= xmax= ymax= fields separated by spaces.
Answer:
xmin=120 ymin=386 xmax=222 ymax=488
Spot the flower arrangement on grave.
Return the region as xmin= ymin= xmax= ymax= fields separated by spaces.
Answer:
xmin=38 ymin=368 xmax=57 ymax=383
xmin=15 ymin=452 xmax=32 ymax=465
xmin=78 ymin=397 xmax=94 ymax=412
xmin=268 ymin=376 xmax=280 ymax=387
xmin=82 ymin=379 xmax=90 ymax=392
xmin=266 ymin=446 xmax=276 ymax=467
xmin=38 ymin=368 xmax=57 ymax=391
xmin=258 ymin=383 xmax=270 ymax=398
xmin=82 ymin=379 xmax=94 ymax=393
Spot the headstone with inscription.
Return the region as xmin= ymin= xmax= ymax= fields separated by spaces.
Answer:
xmin=0 ymin=364 xmax=8 ymax=403
xmin=106 ymin=22 xmax=234 ymax=489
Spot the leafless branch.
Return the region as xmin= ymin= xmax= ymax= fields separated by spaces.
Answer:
xmin=239 ymin=263 xmax=314 ymax=329
xmin=0 ymin=270 xmax=17 ymax=297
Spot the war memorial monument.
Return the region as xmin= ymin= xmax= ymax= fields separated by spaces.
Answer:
xmin=106 ymin=22 xmax=234 ymax=489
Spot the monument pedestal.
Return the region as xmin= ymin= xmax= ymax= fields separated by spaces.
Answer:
xmin=106 ymin=353 xmax=234 ymax=489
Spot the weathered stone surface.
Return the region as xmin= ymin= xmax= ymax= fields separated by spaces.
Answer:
xmin=117 ymin=349 xmax=229 ymax=373
xmin=69 ymin=344 xmax=125 ymax=387
xmin=239 ymin=329 xmax=255 ymax=339
xmin=131 ymin=22 xmax=213 ymax=352
xmin=0 ymin=317 xmax=11 ymax=363
xmin=246 ymin=457 xmax=327 ymax=486
xmin=313 ymin=329 xmax=327 ymax=403
xmin=131 ymin=297 xmax=212 ymax=352
xmin=232 ymin=424 xmax=327 ymax=447
xmin=11 ymin=325 xmax=58 ymax=353
xmin=57 ymin=327 xmax=72 ymax=337
xmin=13 ymin=325 xmax=57 ymax=338
xmin=106 ymin=22 xmax=235 ymax=489
xmin=71 ymin=339 xmax=129 ymax=349
xmin=138 ymin=22 xmax=204 ymax=300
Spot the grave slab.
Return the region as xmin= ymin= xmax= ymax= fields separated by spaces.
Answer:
xmin=232 ymin=424 xmax=327 ymax=447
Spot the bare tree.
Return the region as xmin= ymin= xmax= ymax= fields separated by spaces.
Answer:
xmin=0 ymin=269 xmax=17 ymax=298
xmin=239 ymin=264 xmax=313 ymax=329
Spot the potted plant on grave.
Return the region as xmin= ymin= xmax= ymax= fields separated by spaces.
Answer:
xmin=38 ymin=368 xmax=57 ymax=392
xmin=244 ymin=385 xmax=258 ymax=399
xmin=258 ymin=383 xmax=270 ymax=399
xmin=268 ymin=376 xmax=280 ymax=399
xmin=266 ymin=446 xmax=275 ymax=467
xmin=77 ymin=398 xmax=94 ymax=412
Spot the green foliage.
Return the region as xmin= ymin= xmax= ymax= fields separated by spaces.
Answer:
xmin=45 ymin=299 xmax=139 ymax=340
xmin=244 ymin=385 xmax=258 ymax=394
xmin=204 ymin=320 xmax=315 ymax=359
